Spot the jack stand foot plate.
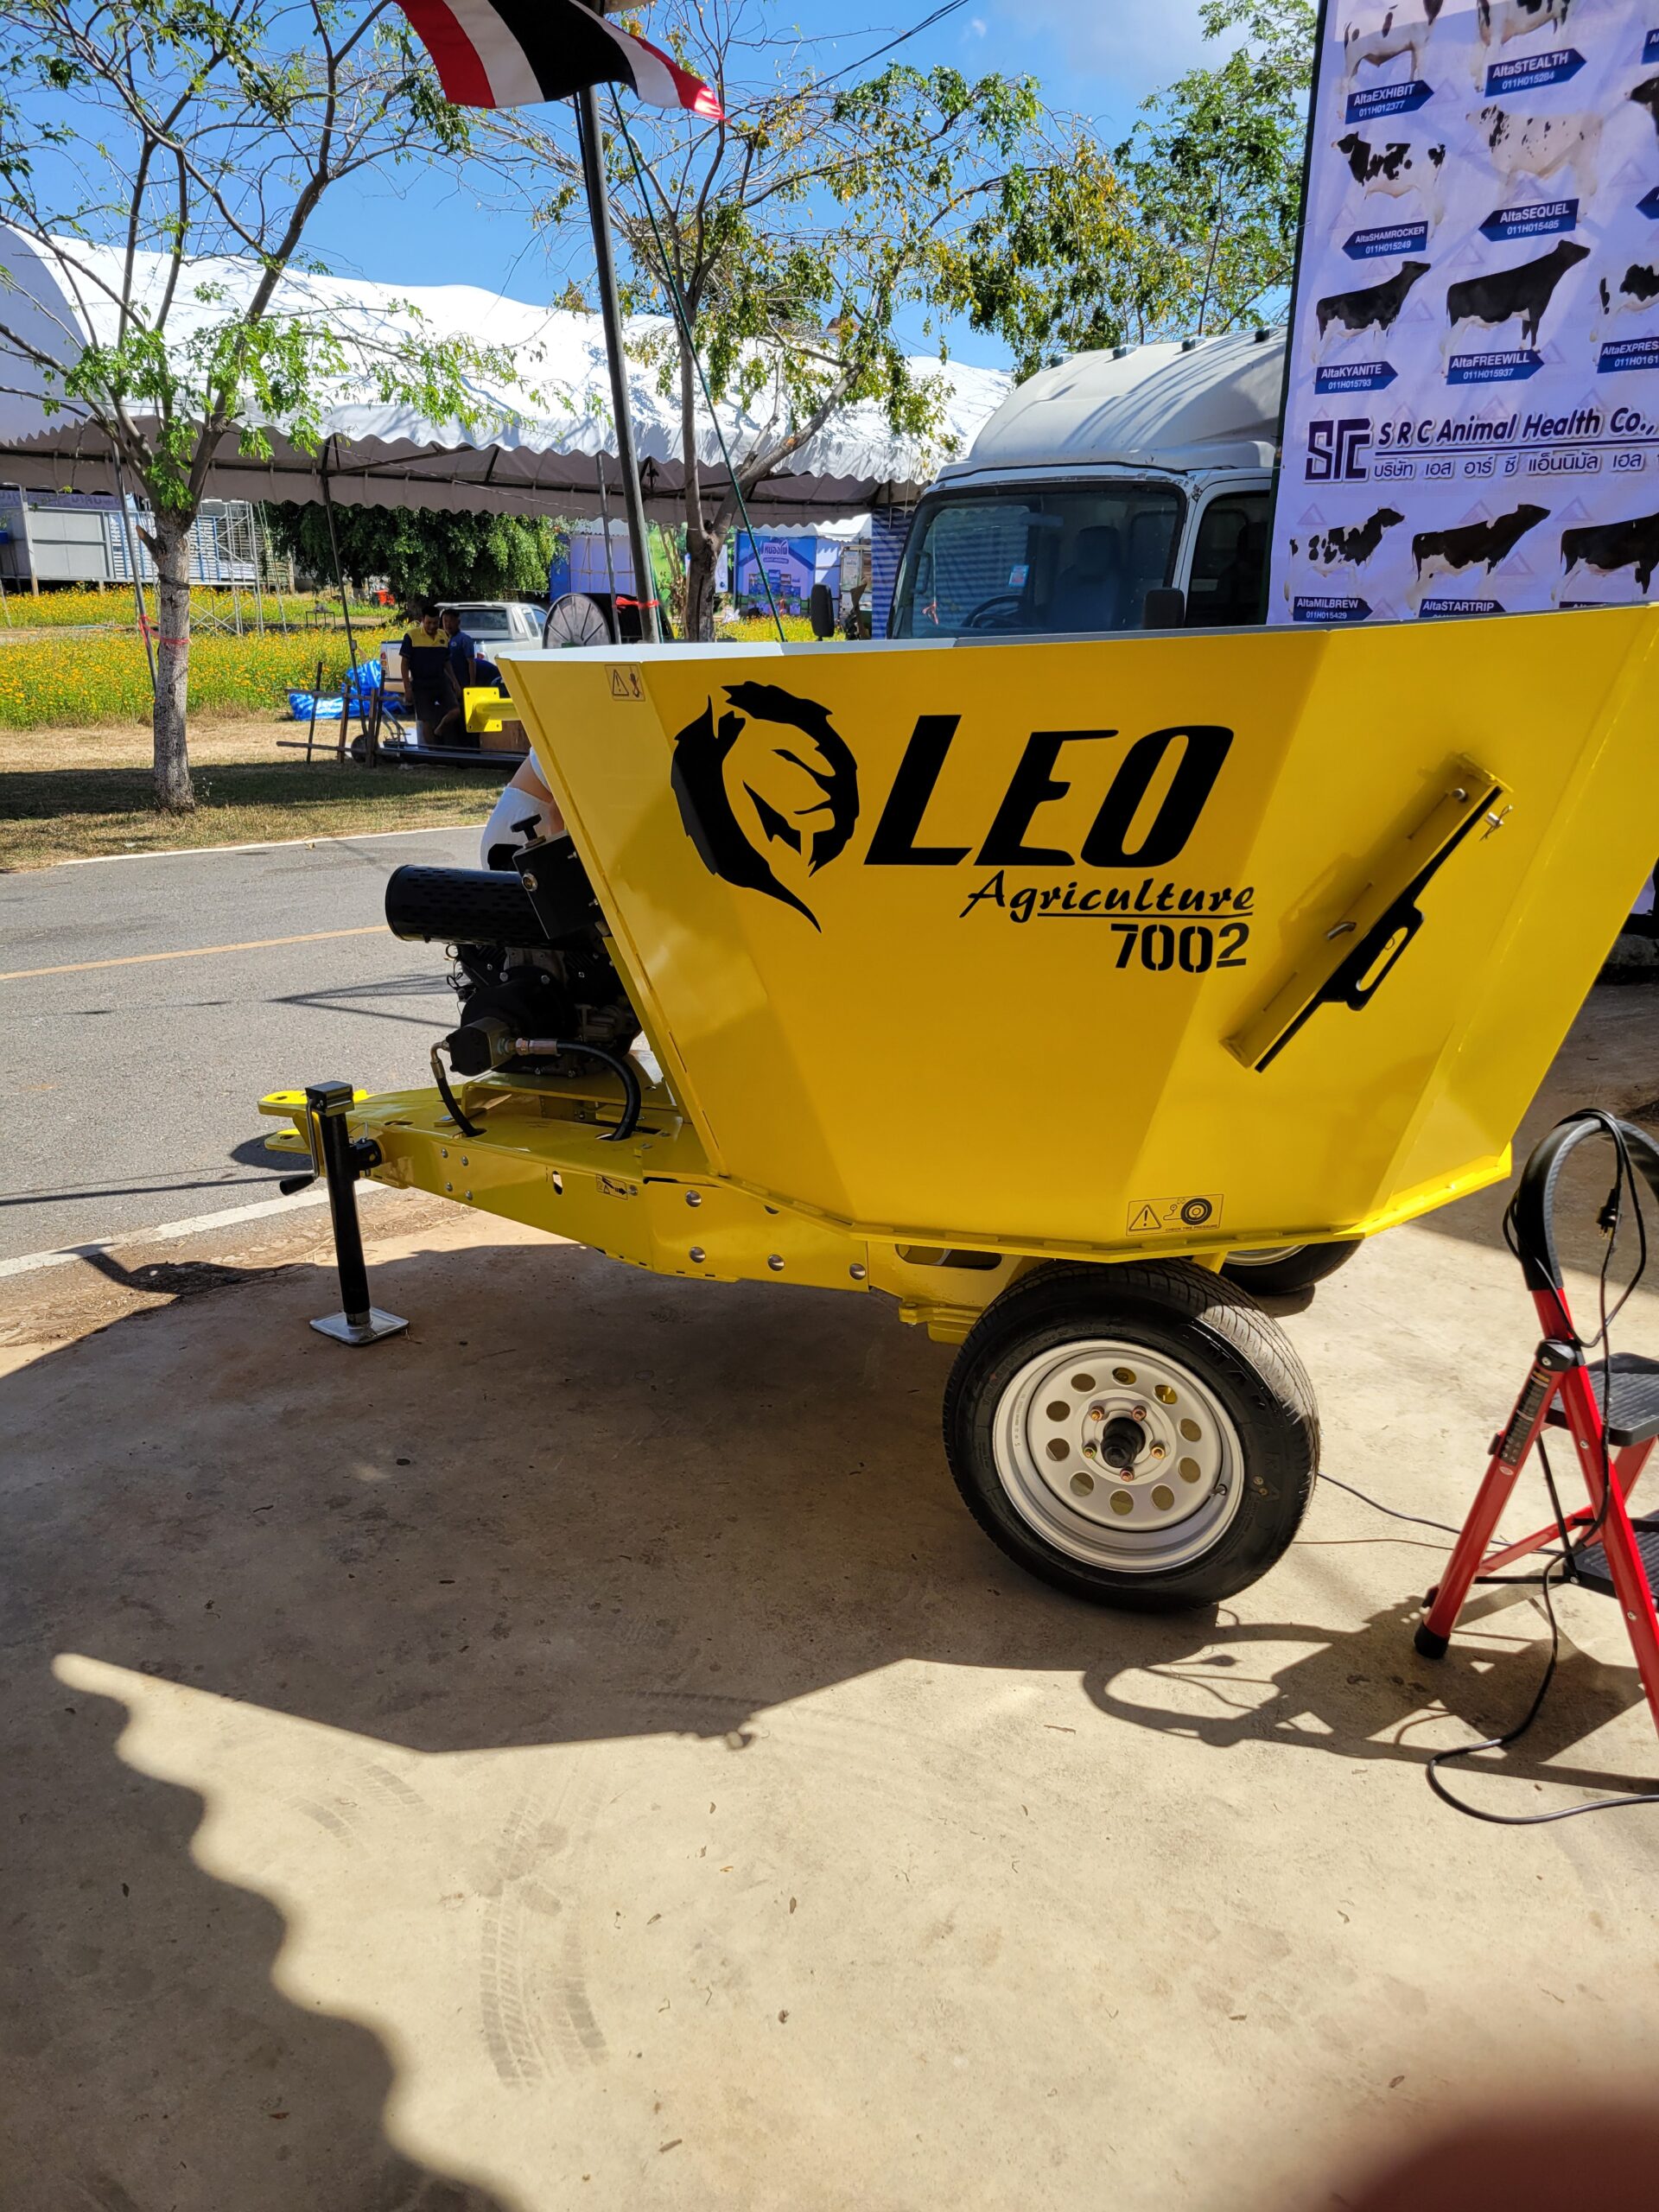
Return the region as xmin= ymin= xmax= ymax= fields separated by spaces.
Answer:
xmin=310 ymin=1307 xmax=409 ymax=1347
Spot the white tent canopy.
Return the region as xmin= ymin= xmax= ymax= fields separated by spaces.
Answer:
xmin=0 ymin=227 xmax=1009 ymax=523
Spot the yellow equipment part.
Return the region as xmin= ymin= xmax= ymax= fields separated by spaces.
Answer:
xmin=462 ymin=685 xmax=512 ymax=734
xmin=262 ymin=610 xmax=1656 ymax=1338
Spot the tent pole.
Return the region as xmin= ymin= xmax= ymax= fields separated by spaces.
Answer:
xmin=111 ymin=455 xmax=156 ymax=693
xmin=594 ymin=452 xmax=620 ymax=620
xmin=320 ymin=442 xmax=365 ymax=765
xmin=575 ymin=86 xmax=659 ymax=644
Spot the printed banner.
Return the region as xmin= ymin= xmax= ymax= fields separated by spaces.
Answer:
xmin=1269 ymin=0 xmax=1659 ymax=624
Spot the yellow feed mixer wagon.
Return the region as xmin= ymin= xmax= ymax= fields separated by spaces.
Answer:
xmin=262 ymin=607 xmax=1658 ymax=1608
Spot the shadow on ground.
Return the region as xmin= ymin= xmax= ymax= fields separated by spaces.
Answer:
xmin=6 ymin=1223 xmax=1657 ymax=2208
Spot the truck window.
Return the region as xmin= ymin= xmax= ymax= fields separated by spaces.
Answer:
xmin=891 ymin=484 xmax=1184 ymax=639
xmin=1184 ymin=493 xmax=1268 ymax=627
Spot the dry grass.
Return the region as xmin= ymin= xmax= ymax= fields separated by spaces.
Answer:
xmin=0 ymin=712 xmax=492 ymax=872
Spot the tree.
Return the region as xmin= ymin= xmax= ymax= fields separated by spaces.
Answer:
xmin=953 ymin=0 xmax=1315 ymax=375
xmin=0 ymin=1 xmax=508 ymax=810
xmin=1110 ymin=0 xmax=1314 ymax=344
xmin=492 ymin=8 xmax=1064 ymax=639
xmin=946 ymin=128 xmax=1141 ymax=382
xmin=265 ymin=500 xmax=567 ymax=604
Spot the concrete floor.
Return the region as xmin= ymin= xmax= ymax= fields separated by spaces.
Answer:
xmin=3 ymin=988 xmax=1659 ymax=2211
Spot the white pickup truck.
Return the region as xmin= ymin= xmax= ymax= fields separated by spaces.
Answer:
xmin=890 ymin=329 xmax=1286 ymax=640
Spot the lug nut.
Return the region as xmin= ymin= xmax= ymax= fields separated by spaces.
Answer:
xmin=1130 ymin=1404 xmax=1147 ymax=1421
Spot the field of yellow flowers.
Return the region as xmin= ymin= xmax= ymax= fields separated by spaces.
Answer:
xmin=0 ymin=632 xmax=379 ymax=728
xmin=0 ymin=606 xmax=826 ymax=728
xmin=0 ymin=582 xmax=402 ymax=728
xmin=0 ymin=583 xmax=384 ymax=631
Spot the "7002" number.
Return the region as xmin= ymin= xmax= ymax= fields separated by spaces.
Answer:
xmin=1109 ymin=920 xmax=1249 ymax=973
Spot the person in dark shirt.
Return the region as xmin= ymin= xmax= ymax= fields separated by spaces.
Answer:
xmin=435 ymin=607 xmax=504 ymax=747
xmin=398 ymin=601 xmax=451 ymax=746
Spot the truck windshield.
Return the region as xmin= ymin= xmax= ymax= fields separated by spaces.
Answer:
xmin=890 ymin=483 xmax=1184 ymax=639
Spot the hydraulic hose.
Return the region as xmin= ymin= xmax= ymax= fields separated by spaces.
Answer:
xmin=512 ymin=1038 xmax=643 ymax=1142
xmin=429 ymin=1043 xmax=483 ymax=1139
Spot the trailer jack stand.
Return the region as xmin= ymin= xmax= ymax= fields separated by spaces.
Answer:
xmin=300 ymin=1080 xmax=408 ymax=1347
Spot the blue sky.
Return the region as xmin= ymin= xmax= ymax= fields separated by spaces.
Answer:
xmin=302 ymin=0 xmax=1230 ymax=369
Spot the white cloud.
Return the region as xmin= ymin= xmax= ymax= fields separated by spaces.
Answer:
xmin=998 ymin=0 xmax=1236 ymax=104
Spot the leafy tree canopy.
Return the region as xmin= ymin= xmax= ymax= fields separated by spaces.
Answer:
xmin=265 ymin=501 xmax=566 ymax=607
xmin=959 ymin=0 xmax=1316 ymax=373
xmin=486 ymin=9 xmax=1068 ymax=636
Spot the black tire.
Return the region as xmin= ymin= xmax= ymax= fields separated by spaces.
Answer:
xmin=1219 ymin=1239 xmax=1362 ymax=1298
xmin=942 ymin=1260 xmax=1319 ymax=1610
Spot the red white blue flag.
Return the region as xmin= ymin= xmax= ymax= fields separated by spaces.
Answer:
xmin=398 ymin=0 xmax=723 ymax=117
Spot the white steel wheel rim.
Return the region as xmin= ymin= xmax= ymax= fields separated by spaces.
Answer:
xmin=991 ymin=1338 xmax=1246 ymax=1573
xmin=1226 ymin=1245 xmax=1303 ymax=1268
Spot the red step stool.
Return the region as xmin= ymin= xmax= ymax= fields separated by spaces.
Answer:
xmin=1415 ymin=1112 xmax=1659 ymax=1739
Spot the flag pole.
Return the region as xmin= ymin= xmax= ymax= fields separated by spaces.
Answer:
xmin=574 ymin=84 xmax=661 ymax=644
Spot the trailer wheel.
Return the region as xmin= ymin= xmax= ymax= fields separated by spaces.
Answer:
xmin=1220 ymin=1240 xmax=1361 ymax=1297
xmin=942 ymin=1261 xmax=1318 ymax=1610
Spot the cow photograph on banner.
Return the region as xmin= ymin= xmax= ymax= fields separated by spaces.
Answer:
xmin=1270 ymin=0 xmax=1659 ymax=623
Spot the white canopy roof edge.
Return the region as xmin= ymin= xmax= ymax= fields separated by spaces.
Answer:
xmin=0 ymin=226 xmax=1010 ymax=522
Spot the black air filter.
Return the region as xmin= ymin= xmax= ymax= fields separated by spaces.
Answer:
xmin=385 ymin=865 xmax=546 ymax=948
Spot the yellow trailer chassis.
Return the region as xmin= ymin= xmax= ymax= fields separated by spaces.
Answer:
xmin=259 ymin=609 xmax=1658 ymax=1606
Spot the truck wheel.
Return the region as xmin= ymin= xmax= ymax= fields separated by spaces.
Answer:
xmin=942 ymin=1261 xmax=1318 ymax=1610
xmin=1219 ymin=1240 xmax=1361 ymax=1297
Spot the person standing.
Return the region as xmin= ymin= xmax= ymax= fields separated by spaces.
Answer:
xmin=399 ymin=601 xmax=451 ymax=747
xmin=435 ymin=605 xmax=503 ymax=747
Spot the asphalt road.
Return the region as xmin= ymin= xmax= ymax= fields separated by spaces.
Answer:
xmin=0 ymin=825 xmax=480 ymax=1263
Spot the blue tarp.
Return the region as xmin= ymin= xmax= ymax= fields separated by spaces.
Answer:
xmin=287 ymin=658 xmax=381 ymax=722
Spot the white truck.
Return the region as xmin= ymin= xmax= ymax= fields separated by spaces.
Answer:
xmin=889 ymin=329 xmax=1286 ymax=640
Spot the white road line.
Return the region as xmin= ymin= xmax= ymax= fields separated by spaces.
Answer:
xmin=60 ymin=823 xmax=485 ymax=866
xmin=0 ymin=1179 xmax=398 ymax=1281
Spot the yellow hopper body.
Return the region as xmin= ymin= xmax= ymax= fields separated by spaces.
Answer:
xmin=264 ymin=609 xmax=1656 ymax=1340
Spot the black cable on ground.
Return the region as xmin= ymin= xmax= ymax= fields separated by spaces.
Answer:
xmin=1424 ymin=1555 xmax=1659 ymax=1826
xmin=1316 ymin=1471 xmax=1465 ymax=1538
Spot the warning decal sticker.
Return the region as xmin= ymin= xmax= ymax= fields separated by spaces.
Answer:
xmin=1126 ymin=1192 xmax=1224 ymax=1235
xmin=608 ymin=667 xmax=645 ymax=701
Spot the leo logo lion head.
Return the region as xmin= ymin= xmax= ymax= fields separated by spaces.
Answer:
xmin=670 ymin=682 xmax=860 ymax=930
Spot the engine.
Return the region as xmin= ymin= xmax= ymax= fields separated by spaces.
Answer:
xmin=384 ymin=839 xmax=640 ymax=1083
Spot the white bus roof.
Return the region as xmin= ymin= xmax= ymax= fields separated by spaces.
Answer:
xmin=937 ymin=330 xmax=1287 ymax=483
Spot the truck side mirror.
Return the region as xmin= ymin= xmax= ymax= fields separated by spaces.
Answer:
xmin=1141 ymin=588 xmax=1186 ymax=630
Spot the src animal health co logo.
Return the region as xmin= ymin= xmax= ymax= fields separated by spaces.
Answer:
xmin=670 ymin=683 xmax=1250 ymax=963
xmin=671 ymin=682 xmax=860 ymax=929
